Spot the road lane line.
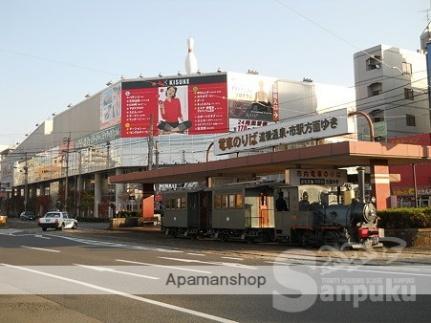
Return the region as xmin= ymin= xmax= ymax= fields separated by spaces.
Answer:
xmin=74 ymin=264 xmax=159 ymax=280
xmin=34 ymin=235 xmax=51 ymax=240
xmin=115 ymin=259 xmax=212 ymax=274
xmin=21 ymin=246 xmax=60 ymax=253
xmin=221 ymin=257 xmax=243 ymax=261
xmin=1 ymin=263 xmax=237 ymax=323
xmin=187 ymin=253 xmax=206 ymax=256
xmin=159 ymin=257 xmax=257 ymax=270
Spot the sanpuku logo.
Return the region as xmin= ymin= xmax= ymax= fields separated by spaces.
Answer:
xmin=271 ymin=243 xmax=418 ymax=313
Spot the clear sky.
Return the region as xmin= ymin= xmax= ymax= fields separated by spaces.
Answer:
xmin=0 ymin=0 xmax=429 ymax=146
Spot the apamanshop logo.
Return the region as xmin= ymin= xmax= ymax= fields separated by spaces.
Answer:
xmin=272 ymin=238 xmax=418 ymax=313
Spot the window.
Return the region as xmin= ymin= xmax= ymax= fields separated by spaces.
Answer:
xmin=215 ymin=194 xmax=222 ymax=208
xmin=368 ymin=82 xmax=382 ymax=97
xmin=369 ymin=109 xmax=384 ymax=122
xmin=402 ymin=62 xmax=412 ymax=75
xmin=236 ymin=194 xmax=244 ymax=208
xmin=366 ymin=55 xmax=381 ymax=70
xmin=406 ymin=114 xmax=416 ymax=127
xmin=214 ymin=193 xmax=244 ymax=208
xmin=404 ymin=88 xmax=414 ymax=100
xmin=228 ymin=194 xmax=236 ymax=208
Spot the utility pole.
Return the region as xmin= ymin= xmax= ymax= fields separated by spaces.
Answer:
xmin=76 ymin=150 xmax=82 ymax=217
xmin=64 ymin=133 xmax=71 ymax=212
xmin=24 ymin=152 xmax=28 ymax=213
xmin=147 ymin=114 xmax=154 ymax=171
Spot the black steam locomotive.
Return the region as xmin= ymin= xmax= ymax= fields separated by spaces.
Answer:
xmin=161 ymin=182 xmax=383 ymax=248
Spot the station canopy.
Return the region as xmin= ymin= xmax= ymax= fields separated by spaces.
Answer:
xmin=109 ymin=141 xmax=431 ymax=184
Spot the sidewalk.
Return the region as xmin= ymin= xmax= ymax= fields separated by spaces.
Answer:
xmin=109 ymin=224 xmax=162 ymax=232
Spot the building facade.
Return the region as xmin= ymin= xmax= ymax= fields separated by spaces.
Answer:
xmin=354 ymin=44 xmax=430 ymax=140
xmin=0 ymin=72 xmax=354 ymax=218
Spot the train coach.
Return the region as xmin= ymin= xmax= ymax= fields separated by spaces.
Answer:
xmin=161 ymin=182 xmax=383 ymax=248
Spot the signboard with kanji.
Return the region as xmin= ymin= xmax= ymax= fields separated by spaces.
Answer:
xmin=285 ymin=168 xmax=348 ymax=186
xmin=214 ymin=108 xmax=354 ymax=155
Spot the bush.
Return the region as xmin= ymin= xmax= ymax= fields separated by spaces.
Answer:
xmin=378 ymin=208 xmax=431 ymax=229
xmin=76 ymin=217 xmax=110 ymax=223
xmin=113 ymin=211 xmax=139 ymax=218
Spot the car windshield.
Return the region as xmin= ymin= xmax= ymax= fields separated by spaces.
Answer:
xmin=45 ymin=213 xmax=60 ymax=218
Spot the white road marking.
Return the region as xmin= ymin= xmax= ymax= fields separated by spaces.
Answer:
xmin=265 ymin=261 xmax=289 ymax=265
xmin=34 ymin=235 xmax=51 ymax=240
xmin=1 ymin=263 xmax=237 ymax=323
xmin=115 ymin=259 xmax=212 ymax=274
xmin=21 ymin=246 xmax=60 ymax=253
xmin=74 ymin=264 xmax=159 ymax=280
xmin=0 ymin=229 xmax=21 ymax=235
xmin=45 ymin=234 xmax=182 ymax=253
xmin=159 ymin=257 xmax=257 ymax=270
xmin=221 ymin=256 xmax=243 ymax=261
xmin=187 ymin=253 xmax=206 ymax=256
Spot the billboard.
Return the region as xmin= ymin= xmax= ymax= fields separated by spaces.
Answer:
xmin=214 ymin=108 xmax=354 ymax=155
xmin=100 ymin=83 xmax=121 ymax=130
xmin=121 ymin=75 xmax=228 ymax=137
xmin=227 ymin=72 xmax=278 ymax=132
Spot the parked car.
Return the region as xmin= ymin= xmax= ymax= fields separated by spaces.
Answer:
xmin=38 ymin=211 xmax=78 ymax=231
xmin=19 ymin=210 xmax=36 ymax=221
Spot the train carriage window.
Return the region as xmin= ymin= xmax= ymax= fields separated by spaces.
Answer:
xmin=228 ymin=194 xmax=236 ymax=208
xmin=215 ymin=194 xmax=222 ymax=208
xmin=236 ymin=194 xmax=244 ymax=208
xmin=222 ymin=195 xmax=229 ymax=208
xmin=180 ymin=197 xmax=186 ymax=208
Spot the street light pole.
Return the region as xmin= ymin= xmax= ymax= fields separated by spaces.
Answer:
xmin=64 ymin=134 xmax=71 ymax=212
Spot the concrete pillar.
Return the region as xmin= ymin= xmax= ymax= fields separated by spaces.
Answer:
xmin=94 ymin=172 xmax=102 ymax=218
xmin=370 ymin=159 xmax=390 ymax=210
xmin=115 ymin=168 xmax=125 ymax=213
xmin=142 ymin=183 xmax=155 ymax=220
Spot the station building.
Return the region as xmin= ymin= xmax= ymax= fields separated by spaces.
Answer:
xmin=0 ymin=72 xmax=354 ymax=217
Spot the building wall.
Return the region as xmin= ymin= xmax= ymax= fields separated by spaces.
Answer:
xmin=354 ymin=45 xmax=430 ymax=140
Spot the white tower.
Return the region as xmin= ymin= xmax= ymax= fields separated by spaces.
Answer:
xmin=185 ymin=37 xmax=198 ymax=74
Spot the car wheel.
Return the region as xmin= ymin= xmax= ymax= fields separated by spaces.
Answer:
xmin=72 ymin=223 xmax=78 ymax=230
xmin=42 ymin=227 xmax=47 ymax=232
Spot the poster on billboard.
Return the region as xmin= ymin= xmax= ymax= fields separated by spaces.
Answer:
xmin=227 ymin=72 xmax=278 ymax=129
xmin=121 ymin=74 xmax=228 ymax=137
xmin=100 ymin=83 xmax=121 ymax=129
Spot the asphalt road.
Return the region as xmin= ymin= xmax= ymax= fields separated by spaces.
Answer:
xmin=1 ymin=218 xmax=431 ymax=323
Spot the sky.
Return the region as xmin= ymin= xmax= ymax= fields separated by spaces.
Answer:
xmin=0 ymin=0 xmax=429 ymax=147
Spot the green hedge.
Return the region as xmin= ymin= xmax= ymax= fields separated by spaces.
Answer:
xmin=76 ymin=217 xmax=110 ymax=223
xmin=113 ymin=211 xmax=139 ymax=218
xmin=378 ymin=208 xmax=431 ymax=229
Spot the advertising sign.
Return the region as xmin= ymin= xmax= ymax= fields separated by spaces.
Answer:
xmin=121 ymin=75 xmax=228 ymax=137
xmin=214 ymin=108 xmax=354 ymax=155
xmin=285 ymin=168 xmax=348 ymax=186
xmin=100 ymin=83 xmax=121 ymax=129
xmin=76 ymin=124 xmax=120 ymax=148
xmin=227 ymin=72 xmax=278 ymax=129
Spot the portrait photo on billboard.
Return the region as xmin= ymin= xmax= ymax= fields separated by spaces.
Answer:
xmin=100 ymin=84 xmax=121 ymax=129
xmin=228 ymin=73 xmax=278 ymax=124
xmin=157 ymin=85 xmax=191 ymax=135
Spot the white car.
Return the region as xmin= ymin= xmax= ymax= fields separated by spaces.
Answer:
xmin=38 ymin=211 xmax=78 ymax=231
